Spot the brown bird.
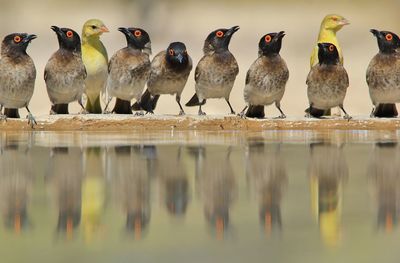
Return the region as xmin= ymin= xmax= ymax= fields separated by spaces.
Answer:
xmin=0 ymin=33 xmax=37 ymax=127
xmin=367 ymin=29 xmax=400 ymax=118
xmin=186 ymin=26 xmax=239 ymax=115
xmin=45 ymin=26 xmax=86 ymax=114
xmin=306 ymin=43 xmax=351 ymax=119
xmin=104 ymin=27 xmax=151 ymax=114
xmin=134 ymin=42 xmax=192 ymax=115
xmin=241 ymin=31 xmax=289 ymax=119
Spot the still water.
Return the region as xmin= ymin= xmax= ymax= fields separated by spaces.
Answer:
xmin=1 ymin=130 xmax=400 ymax=263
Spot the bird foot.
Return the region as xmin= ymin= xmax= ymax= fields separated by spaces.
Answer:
xmin=274 ymin=114 xmax=286 ymax=119
xmin=50 ymin=109 xmax=57 ymax=115
xmin=0 ymin=114 xmax=7 ymax=122
xmin=26 ymin=113 xmax=37 ymax=128
xmin=178 ymin=110 xmax=185 ymax=116
xmin=305 ymin=112 xmax=312 ymax=118
xmin=198 ymin=111 xmax=206 ymax=116
xmin=135 ymin=111 xmax=144 ymax=116
xmin=102 ymin=110 xmax=112 ymax=114
xmin=230 ymin=111 xmax=236 ymax=115
xmin=79 ymin=109 xmax=89 ymax=114
xmin=343 ymin=114 xmax=352 ymax=121
xmin=237 ymin=111 xmax=246 ymax=119
xmin=145 ymin=110 xmax=154 ymax=115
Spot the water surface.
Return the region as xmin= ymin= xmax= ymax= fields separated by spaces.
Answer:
xmin=1 ymin=130 xmax=399 ymax=263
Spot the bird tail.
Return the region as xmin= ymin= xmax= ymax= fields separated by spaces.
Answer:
xmin=373 ymin=104 xmax=398 ymax=118
xmin=4 ymin=108 xmax=20 ymax=118
xmin=185 ymin=93 xmax=206 ymax=107
xmin=132 ymin=89 xmax=160 ymax=112
xmin=305 ymin=107 xmax=327 ymax=118
xmin=85 ymin=96 xmax=102 ymax=114
xmin=51 ymin=104 xmax=69 ymax=114
xmin=245 ymin=105 xmax=265 ymax=119
xmin=112 ymin=98 xmax=133 ymax=114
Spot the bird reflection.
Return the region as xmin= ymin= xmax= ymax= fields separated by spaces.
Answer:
xmin=81 ymin=147 xmax=106 ymax=242
xmin=108 ymin=145 xmax=151 ymax=239
xmin=246 ymin=141 xmax=287 ymax=234
xmin=368 ymin=142 xmax=400 ymax=232
xmin=157 ymin=146 xmax=189 ymax=217
xmin=309 ymin=143 xmax=348 ymax=247
xmin=0 ymin=143 xmax=33 ymax=234
xmin=46 ymin=147 xmax=83 ymax=239
xmin=194 ymin=146 xmax=237 ymax=239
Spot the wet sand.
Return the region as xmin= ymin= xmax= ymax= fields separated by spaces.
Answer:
xmin=2 ymin=115 xmax=400 ymax=131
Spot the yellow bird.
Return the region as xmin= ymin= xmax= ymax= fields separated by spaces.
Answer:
xmin=310 ymin=14 xmax=349 ymax=68
xmin=81 ymin=19 xmax=109 ymax=113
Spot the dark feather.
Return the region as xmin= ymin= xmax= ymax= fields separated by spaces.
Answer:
xmin=113 ymin=98 xmax=132 ymax=114
xmin=373 ymin=103 xmax=398 ymax=118
xmin=245 ymin=105 xmax=265 ymax=119
xmin=51 ymin=104 xmax=69 ymax=114
xmin=4 ymin=108 xmax=20 ymax=118
xmin=185 ymin=93 xmax=206 ymax=107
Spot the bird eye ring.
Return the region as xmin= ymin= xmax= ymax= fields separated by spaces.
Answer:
xmin=169 ymin=49 xmax=174 ymax=56
xmin=216 ymin=31 xmax=224 ymax=38
xmin=13 ymin=35 xmax=21 ymax=43
xmin=265 ymin=35 xmax=272 ymax=43
xmin=386 ymin=33 xmax=393 ymax=41
xmin=328 ymin=45 xmax=335 ymax=52
xmin=134 ymin=30 xmax=142 ymax=37
xmin=66 ymin=31 xmax=73 ymax=38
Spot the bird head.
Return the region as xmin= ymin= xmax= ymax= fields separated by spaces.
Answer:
xmin=1 ymin=33 xmax=36 ymax=57
xmin=258 ymin=31 xmax=285 ymax=57
xmin=370 ymin=29 xmax=400 ymax=54
xmin=82 ymin=19 xmax=109 ymax=38
xmin=203 ymin=26 xmax=239 ymax=54
xmin=166 ymin=42 xmax=189 ymax=69
xmin=51 ymin=26 xmax=81 ymax=52
xmin=321 ymin=14 xmax=349 ymax=32
xmin=317 ymin=43 xmax=340 ymax=65
xmin=118 ymin=27 xmax=152 ymax=55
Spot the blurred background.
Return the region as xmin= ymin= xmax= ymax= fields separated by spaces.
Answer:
xmin=0 ymin=0 xmax=399 ymax=116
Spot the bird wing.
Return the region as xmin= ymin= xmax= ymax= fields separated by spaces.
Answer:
xmin=310 ymin=46 xmax=318 ymax=68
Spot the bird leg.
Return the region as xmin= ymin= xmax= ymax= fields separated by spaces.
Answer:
xmin=339 ymin=104 xmax=352 ymax=121
xmin=225 ymin=99 xmax=235 ymax=115
xmin=0 ymin=105 xmax=6 ymax=122
xmin=77 ymin=99 xmax=88 ymax=114
xmin=274 ymin=101 xmax=286 ymax=119
xmin=198 ymin=104 xmax=206 ymax=116
xmin=238 ymin=106 xmax=248 ymax=118
xmin=102 ymin=97 xmax=113 ymax=114
xmin=135 ymin=111 xmax=144 ymax=116
xmin=25 ymin=106 xmax=37 ymax=128
xmin=176 ymin=95 xmax=185 ymax=116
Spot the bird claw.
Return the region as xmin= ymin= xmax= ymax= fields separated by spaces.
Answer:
xmin=178 ymin=110 xmax=185 ymax=116
xmin=26 ymin=113 xmax=37 ymax=128
xmin=145 ymin=110 xmax=154 ymax=115
xmin=102 ymin=110 xmax=112 ymax=114
xmin=0 ymin=114 xmax=7 ymax=122
xmin=343 ymin=114 xmax=352 ymax=121
xmin=80 ymin=109 xmax=89 ymax=114
xmin=274 ymin=114 xmax=286 ymax=119
xmin=237 ymin=111 xmax=246 ymax=119
xmin=135 ymin=111 xmax=144 ymax=116
xmin=198 ymin=111 xmax=206 ymax=116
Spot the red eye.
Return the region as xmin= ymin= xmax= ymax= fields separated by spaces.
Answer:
xmin=169 ymin=49 xmax=174 ymax=56
xmin=386 ymin=33 xmax=393 ymax=41
xmin=216 ymin=30 xmax=224 ymax=38
xmin=265 ymin=35 xmax=272 ymax=43
xmin=134 ymin=30 xmax=142 ymax=37
xmin=66 ymin=30 xmax=73 ymax=38
xmin=13 ymin=35 xmax=21 ymax=43
xmin=329 ymin=45 xmax=335 ymax=52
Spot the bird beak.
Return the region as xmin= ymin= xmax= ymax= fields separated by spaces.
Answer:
xmin=100 ymin=25 xmax=109 ymax=33
xmin=338 ymin=18 xmax=350 ymax=26
xmin=370 ymin=29 xmax=381 ymax=38
xmin=51 ymin=25 xmax=61 ymax=34
xmin=118 ymin=27 xmax=131 ymax=36
xmin=275 ymin=31 xmax=286 ymax=40
xmin=317 ymin=43 xmax=324 ymax=50
xmin=226 ymin=25 xmax=240 ymax=37
xmin=177 ymin=53 xmax=184 ymax=63
xmin=23 ymin=34 xmax=37 ymax=43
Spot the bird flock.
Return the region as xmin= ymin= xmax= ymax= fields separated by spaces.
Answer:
xmin=0 ymin=14 xmax=398 ymax=128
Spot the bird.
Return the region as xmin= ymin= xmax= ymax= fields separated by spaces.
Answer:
xmin=366 ymin=29 xmax=400 ymax=118
xmin=306 ymin=43 xmax=351 ymax=119
xmin=45 ymin=26 xmax=87 ymax=114
xmin=308 ymin=14 xmax=349 ymax=117
xmin=133 ymin=42 xmax=193 ymax=115
xmin=240 ymin=31 xmax=289 ymax=119
xmin=104 ymin=27 xmax=151 ymax=114
xmin=81 ymin=19 xmax=109 ymax=113
xmin=0 ymin=33 xmax=37 ymax=127
xmin=185 ymin=26 xmax=239 ymax=115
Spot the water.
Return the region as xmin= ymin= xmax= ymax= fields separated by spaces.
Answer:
xmin=1 ymin=130 xmax=400 ymax=263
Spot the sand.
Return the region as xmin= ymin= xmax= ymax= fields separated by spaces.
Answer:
xmin=1 ymin=114 xmax=400 ymax=131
